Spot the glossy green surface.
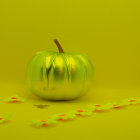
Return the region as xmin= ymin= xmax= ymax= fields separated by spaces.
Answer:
xmin=26 ymin=51 xmax=94 ymax=100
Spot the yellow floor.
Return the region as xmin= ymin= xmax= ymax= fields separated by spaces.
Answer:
xmin=0 ymin=0 xmax=140 ymax=139
xmin=0 ymin=83 xmax=139 ymax=140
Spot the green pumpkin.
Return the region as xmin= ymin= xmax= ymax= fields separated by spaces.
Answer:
xmin=26 ymin=39 xmax=94 ymax=100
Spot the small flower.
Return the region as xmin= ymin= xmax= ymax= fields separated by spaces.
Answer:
xmin=75 ymin=109 xmax=93 ymax=116
xmin=4 ymin=95 xmax=24 ymax=103
xmin=0 ymin=114 xmax=12 ymax=124
xmin=94 ymin=103 xmax=115 ymax=111
xmin=32 ymin=119 xmax=57 ymax=128
xmin=50 ymin=113 xmax=76 ymax=121
xmin=41 ymin=120 xmax=48 ymax=127
xmin=112 ymin=103 xmax=122 ymax=109
xmin=122 ymin=98 xmax=140 ymax=105
xmin=94 ymin=104 xmax=105 ymax=111
xmin=0 ymin=117 xmax=4 ymax=123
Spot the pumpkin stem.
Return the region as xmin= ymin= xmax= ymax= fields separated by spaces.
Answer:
xmin=53 ymin=39 xmax=64 ymax=53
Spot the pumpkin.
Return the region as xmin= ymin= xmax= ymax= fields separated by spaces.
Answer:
xmin=26 ymin=39 xmax=94 ymax=100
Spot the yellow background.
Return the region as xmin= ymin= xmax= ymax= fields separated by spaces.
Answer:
xmin=0 ymin=0 xmax=140 ymax=140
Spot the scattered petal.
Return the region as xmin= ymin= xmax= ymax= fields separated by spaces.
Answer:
xmin=34 ymin=104 xmax=49 ymax=109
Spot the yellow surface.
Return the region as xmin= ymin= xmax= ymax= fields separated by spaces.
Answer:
xmin=0 ymin=0 xmax=140 ymax=140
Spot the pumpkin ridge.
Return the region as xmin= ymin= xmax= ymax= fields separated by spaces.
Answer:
xmin=46 ymin=54 xmax=57 ymax=87
xmin=62 ymin=54 xmax=70 ymax=82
